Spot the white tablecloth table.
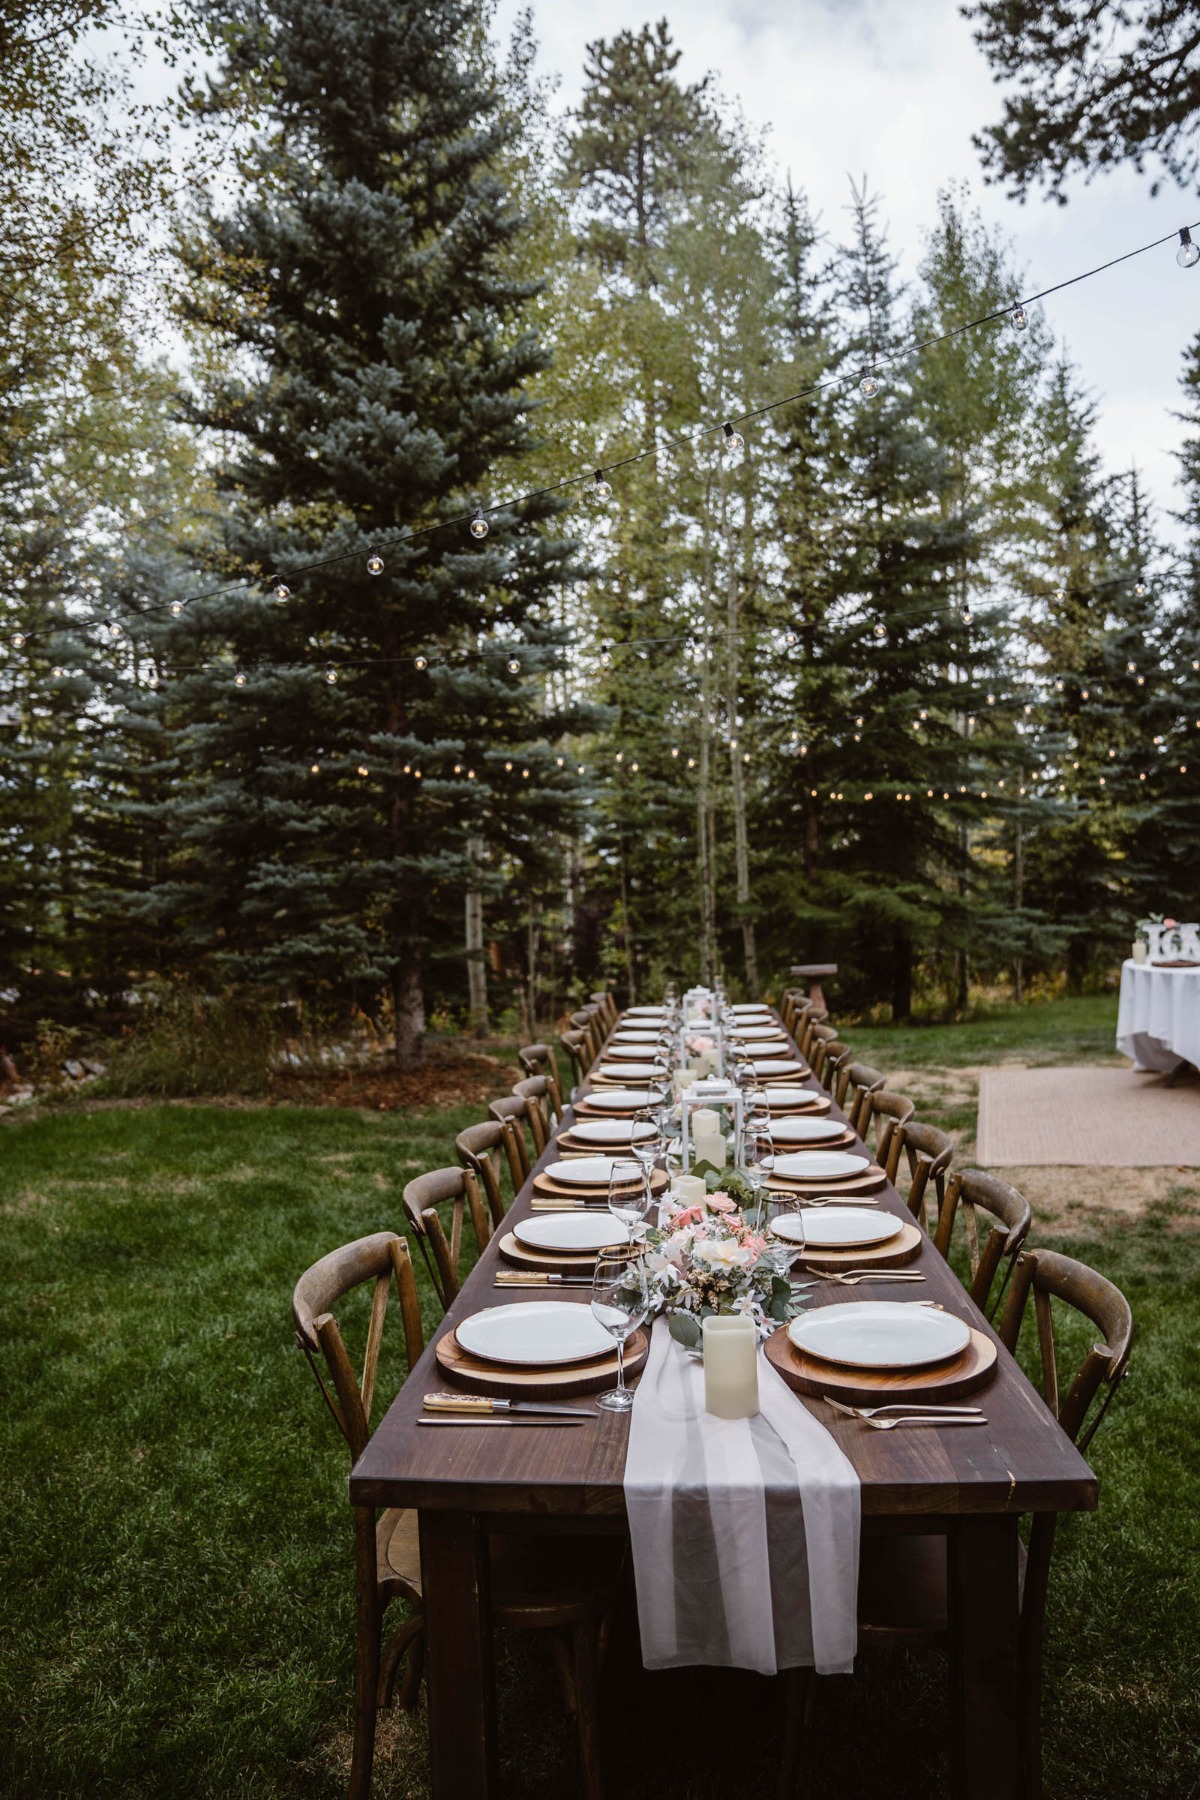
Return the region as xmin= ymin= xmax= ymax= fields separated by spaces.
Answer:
xmin=1116 ymin=958 xmax=1200 ymax=1072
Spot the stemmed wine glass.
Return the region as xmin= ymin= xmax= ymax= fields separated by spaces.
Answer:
xmin=740 ymin=1107 xmax=776 ymax=1231
xmin=591 ymin=1251 xmax=649 ymax=1412
xmin=630 ymin=1108 xmax=665 ymax=1231
xmin=607 ymin=1156 xmax=652 ymax=1241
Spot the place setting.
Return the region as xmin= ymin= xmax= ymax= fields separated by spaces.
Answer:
xmin=765 ymin=1298 xmax=997 ymax=1408
xmin=767 ymin=1201 xmax=922 ymax=1269
xmin=768 ymin=1114 xmax=857 ymax=1149
xmin=556 ymin=1116 xmax=658 ymax=1153
xmin=765 ymin=1148 xmax=888 ymax=1194
xmin=574 ymin=1084 xmax=660 ymax=1116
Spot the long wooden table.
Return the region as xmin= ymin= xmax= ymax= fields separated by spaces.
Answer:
xmin=350 ymin=1017 xmax=1096 ymax=1799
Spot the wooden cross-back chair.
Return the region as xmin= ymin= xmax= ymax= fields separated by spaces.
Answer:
xmin=558 ymin=1028 xmax=588 ymax=1098
xmin=884 ymin=1117 xmax=954 ymax=1230
xmin=518 ymin=1043 xmax=564 ymax=1116
xmin=794 ymin=1004 xmax=829 ymax=1062
xmin=455 ymin=1120 xmax=511 ymax=1232
xmin=838 ymin=1062 xmax=887 ymax=1139
xmin=589 ymin=990 xmax=619 ymax=1033
xmin=809 ymin=1025 xmax=849 ymax=1092
xmin=858 ymin=1247 xmax=1132 ymax=1800
xmin=935 ymin=1167 xmax=1033 ymax=1321
xmin=512 ymin=1074 xmax=556 ymax=1154
xmin=863 ymin=1087 xmax=916 ymax=1170
xmin=488 ymin=1093 xmax=535 ymax=1189
xmin=569 ymin=1008 xmax=604 ymax=1067
xmin=293 ymin=1230 xmax=618 ymax=1800
xmin=782 ymin=989 xmax=813 ymax=1040
xmin=401 ymin=1165 xmax=490 ymax=1311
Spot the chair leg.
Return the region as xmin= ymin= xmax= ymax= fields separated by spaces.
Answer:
xmin=351 ymin=1563 xmax=382 ymax=1800
xmin=571 ymin=1613 xmax=604 ymax=1800
xmin=775 ymin=1665 xmax=812 ymax=1800
xmin=379 ymin=1612 xmax=424 ymax=1710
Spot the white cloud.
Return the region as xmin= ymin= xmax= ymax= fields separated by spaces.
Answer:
xmin=497 ymin=0 xmax=1200 ymax=542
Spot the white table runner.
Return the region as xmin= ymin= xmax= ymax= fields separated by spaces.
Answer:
xmin=624 ymin=1322 xmax=860 ymax=1676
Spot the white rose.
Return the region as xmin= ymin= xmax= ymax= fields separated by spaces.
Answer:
xmin=694 ymin=1237 xmax=748 ymax=1272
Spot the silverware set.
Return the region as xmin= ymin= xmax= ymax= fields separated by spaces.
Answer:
xmin=797 ymin=1268 xmax=926 ymax=1285
xmin=420 ymin=1391 xmax=594 ymax=1426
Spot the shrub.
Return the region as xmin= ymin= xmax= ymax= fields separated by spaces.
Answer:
xmin=95 ymin=988 xmax=277 ymax=1098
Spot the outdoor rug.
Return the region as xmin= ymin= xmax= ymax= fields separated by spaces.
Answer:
xmin=976 ymin=1065 xmax=1200 ymax=1167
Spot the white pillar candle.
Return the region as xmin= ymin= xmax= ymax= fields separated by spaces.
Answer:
xmin=671 ymin=1173 xmax=707 ymax=1211
xmin=703 ymin=1314 xmax=759 ymax=1419
xmin=1132 ymin=940 xmax=1148 ymax=964
xmin=692 ymin=1128 xmax=726 ymax=1171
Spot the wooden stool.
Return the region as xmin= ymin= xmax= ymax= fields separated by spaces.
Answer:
xmin=790 ymin=962 xmax=837 ymax=1014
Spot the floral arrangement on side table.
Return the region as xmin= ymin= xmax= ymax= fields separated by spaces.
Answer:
xmin=621 ymin=1164 xmax=809 ymax=1349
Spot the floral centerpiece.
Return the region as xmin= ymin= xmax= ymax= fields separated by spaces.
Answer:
xmin=622 ymin=1165 xmax=808 ymax=1348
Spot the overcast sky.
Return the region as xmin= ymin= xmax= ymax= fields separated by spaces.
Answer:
xmin=495 ymin=0 xmax=1200 ymax=543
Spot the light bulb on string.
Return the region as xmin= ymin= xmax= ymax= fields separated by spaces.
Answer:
xmin=1055 ymin=587 xmax=1066 ymax=601
xmin=367 ymin=553 xmax=385 ymax=575
xmin=110 ymin=622 xmax=122 ymax=639
xmin=467 ymin=769 xmax=475 ymax=780
xmin=631 ymin=761 xmax=639 ymax=772
xmin=873 ymin=623 xmax=886 ymax=640
xmin=1011 ymin=301 xmax=1028 ymax=331
xmin=325 ymin=667 xmax=338 ymax=684
xmin=414 ymin=655 xmax=428 ymax=671
xmin=1081 ymin=688 xmax=1090 ymax=699
xmin=593 ymin=469 xmax=612 ymax=501
xmin=310 ymin=763 xmax=320 ymax=774
xmin=234 ymin=672 xmax=246 ymax=688
xmin=860 ymin=371 xmax=879 ymax=398
xmin=470 ymin=509 xmax=489 ymax=540
xmin=171 ymin=601 xmax=184 ymax=617
xmin=600 ymin=646 xmax=613 ymax=668
xmin=11 ymin=632 xmax=25 ymax=647
xmin=454 ymin=763 xmax=462 ymax=774
xmin=506 ymin=658 xmax=521 ymax=674
xmin=147 ymin=672 xmax=159 ymax=689
xmin=273 ymin=580 xmax=290 ymax=603
xmin=723 ymin=421 xmax=745 ymax=451
xmin=357 ymin=764 xmax=369 ymax=777
xmin=51 ymin=665 xmax=63 ymax=678
xmin=505 ymin=761 xmax=513 ymax=772
xmin=1127 ymin=660 xmax=1136 ymax=673
xmin=671 ymin=746 xmax=679 ymax=758
xmin=1178 ymin=227 xmax=1200 ymax=269
xmin=1135 ymin=579 xmax=1146 ymax=596
xmin=522 ymin=768 xmax=530 ymax=779
xmin=785 ymin=630 xmax=798 ymax=646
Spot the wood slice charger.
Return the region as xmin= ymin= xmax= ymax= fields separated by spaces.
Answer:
xmin=532 ymin=1166 xmax=669 ymax=1203
xmin=498 ymin=1230 xmax=609 ymax=1277
xmin=769 ymin=1164 xmax=887 ymax=1197
xmin=436 ymin=1323 xmax=650 ymax=1399
xmin=765 ymin=1320 xmax=997 ymax=1406
xmin=781 ymin=1218 xmax=923 ymax=1270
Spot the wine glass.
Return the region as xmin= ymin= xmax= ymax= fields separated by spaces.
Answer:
xmin=591 ymin=1251 xmax=649 ymax=1412
xmin=630 ymin=1109 xmax=665 ymax=1231
xmin=607 ymin=1156 xmax=650 ymax=1239
xmin=740 ymin=1110 xmax=776 ymax=1230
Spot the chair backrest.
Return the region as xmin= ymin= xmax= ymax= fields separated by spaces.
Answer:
xmin=570 ymin=1008 xmax=603 ymax=1066
xmin=558 ymin=1029 xmax=587 ymax=1096
xmin=935 ymin=1168 xmax=1033 ymax=1320
xmin=401 ymin=1165 xmax=490 ymax=1311
xmin=864 ymin=1087 xmax=916 ymax=1167
xmin=488 ymin=1093 xmax=534 ymax=1187
xmin=455 ymin=1120 xmax=511 ymax=1231
xmin=517 ymin=1047 xmax=563 ymax=1120
xmin=840 ymin=1062 xmax=886 ymax=1137
xmin=293 ymin=1230 xmax=424 ymax=1464
xmin=781 ymin=990 xmax=810 ymax=1037
xmin=512 ymin=1074 xmax=554 ymax=1153
xmin=999 ymin=1248 xmax=1133 ymax=1449
xmin=885 ymin=1118 xmax=954 ymax=1228
xmin=810 ymin=1026 xmax=849 ymax=1091
xmin=795 ymin=1005 xmax=829 ymax=1061
xmin=589 ymin=990 xmax=619 ymax=1032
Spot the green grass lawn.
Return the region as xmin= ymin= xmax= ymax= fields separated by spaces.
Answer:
xmin=846 ymin=990 xmax=1122 ymax=1069
xmin=2 ymin=1012 xmax=1198 ymax=1798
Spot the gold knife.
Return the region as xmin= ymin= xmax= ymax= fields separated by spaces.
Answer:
xmin=424 ymin=1392 xmax=595 ymax=1418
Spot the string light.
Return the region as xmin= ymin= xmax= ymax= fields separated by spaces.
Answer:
xmin=1011 ymin=302 xmax=1028 ymax=331
xmin=1134 ymin=579 xmax=1146 ymax=596
xmin=171 ymin=601 xmax=184 ymax=617
xmin=51 ymin=665 xmax=63 ymax=678
xmin=470 ymin=510 xmax=489 ymax=540
xmin=671 ymin=746 xmax=679 ymax=757
xmin=11 ymin=633 xmax=25 ymax=647
xmin=414 ymin=655 xmax=428 ymax=670
xmin=593 ymin=469 xmax=612 ymax=501
xmin=357 ymin=764 xmax=369 ymax=776
xmin=234 ymin=672 xmax=246 ymax=687
xmin=1178 ymin=227 xmax=1200 ymax=269
xmin=600 ymin=646 xmax=613 ymax=668
xmin=506 ymin=658 xmax=521 ymax=674
xmin=367 ymin=553 xmax=385 ymax=575
xmin=467 ymin=769 xmax=475 ymax=779
xmin=325 ymin=667 xmax=337 ymax=684
xmin=631 ymin=760 xmax=639 ymax=771
xmin=505 ymin=761 xmax=513 ymax=771
xmin=522 ymin=768 xmax=530 ymax=778
xmin=310 ymin=762 xmax=320 ymax=774
xmin=860 ymin=372 xmax=879 ymax=398
xmin=873 ymin=623 xmax=886 ymax=640
xmin=273 ymin=581 xmax=290 ymax=603
xmin=723 ymin=421 xmax=745 ymax=451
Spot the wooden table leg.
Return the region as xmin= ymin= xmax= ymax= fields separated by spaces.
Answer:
xmin=948 ymin=1515 xmax=1023 ymax=1800
xmin=419 ymin=1510 xmax=499 ymax=1798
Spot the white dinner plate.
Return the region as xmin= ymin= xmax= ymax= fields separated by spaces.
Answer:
xmin=786 ymin=1301 xmax=970 ymax=1371
xmin=763 ymin=1086 xmax=821 ymax=1109
xmin=610 ymin=1031 xmax=662 ymax=1043
xmin=741 ymin=1039 xmax=791 ymax=1056
xmin=626 ymin=1007 xmax=668 ymax=1018
xmin=598 ymin=1062 xmax=662 ymax=1080
xmin=457 ymin=1300 xmax=618 ymax=1366
xmin=513 ymin=1212 xmax=632 ymax=1253
xmin=569 ymin=1119 xmax=656 ymax=1145
xmin=730 ymin=1024 xmax=784 ymax=1040
xmin=546 ymin=1156 xmax=640 ymax=1187
xmin=773 ymin=1151 xmax=870 ymax=1180
xmin=584 ymin=1088 xmax=655 ymax=1110
xmin=751 ymin=1060 xmax=807 ymax=1078
xmin=768 ymin=1117 xmax=847 ymax=1144
xmin=604 ymin=1042 xmax=664 ymax=1058
xmin=771 ymin=1207 xmax=902 ymax=1249
xmin=730 ymin=1004 xmax=773 ymax=1015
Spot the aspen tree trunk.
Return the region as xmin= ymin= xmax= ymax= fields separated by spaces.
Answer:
xmin=723 ymin=475 xmax=757 ymax=993
xmin=697 ymin=482 xmax=718 ymax=985
xmin=1013 ymin=775 xmax=1025 ymax=1003
xmin=618 ymin=836 xmax=637 ymax=1002
xmin=465 ymin=835 xmax=488 ymax=1036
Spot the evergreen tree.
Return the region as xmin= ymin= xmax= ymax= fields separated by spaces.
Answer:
xmin=167 ymin=0 xmax=587 ymax=1061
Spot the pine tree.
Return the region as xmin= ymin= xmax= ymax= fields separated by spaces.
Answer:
xmin=166 ymin=0 xmax=587 ymax=1061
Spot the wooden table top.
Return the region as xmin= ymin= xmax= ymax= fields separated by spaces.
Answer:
xmin=350 ymin=1019 xmax=1097 ymax=1521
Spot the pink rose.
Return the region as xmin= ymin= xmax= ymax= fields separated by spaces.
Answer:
xmin=707 ymin=1191 xmax=737 ymax=1213
xmin=1164 ymin=918 xmax=1178 ymax=928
